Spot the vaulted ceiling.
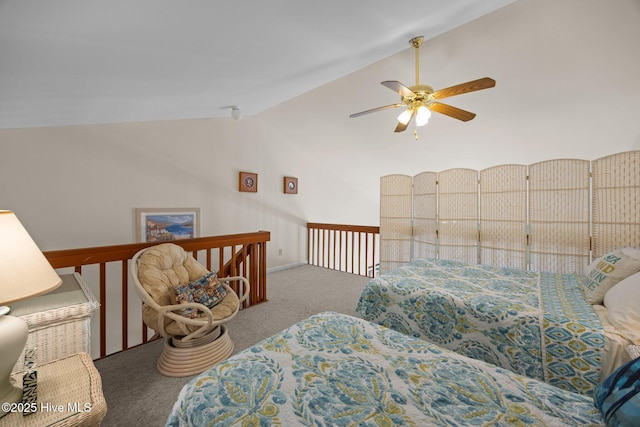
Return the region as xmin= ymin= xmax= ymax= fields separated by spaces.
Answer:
xmin=0 ymin=0 xmax=519 ymax=129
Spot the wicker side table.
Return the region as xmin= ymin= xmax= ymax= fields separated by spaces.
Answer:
xmin=0 ymin=353 xmax=106 ymax=427
xmin=10 ymin=273 xmax=99 ymax=374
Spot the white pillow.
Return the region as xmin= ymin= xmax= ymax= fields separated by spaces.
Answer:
xmin=604 ymin=271 xmax=640 ymax=343
xmin=582 ymin=248 xmax=640 ymax=304
xmin=621 ymin=247 xmax=640 ymax=258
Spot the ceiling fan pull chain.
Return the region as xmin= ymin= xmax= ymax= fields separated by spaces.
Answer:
xmin=414 ymin=129 xmax=419 ymax=140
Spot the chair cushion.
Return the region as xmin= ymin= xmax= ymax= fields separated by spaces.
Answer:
xmin=135 ymin=243 xmax=210 ymax=331
xmin=170 ymin=272 xmax=228 ymax=318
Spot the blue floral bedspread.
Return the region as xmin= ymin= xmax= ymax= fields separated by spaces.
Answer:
xmin=166 ymin=312 xmax=603 ymax=426
xmin=355 ymin=258 xmax=605 ymax=395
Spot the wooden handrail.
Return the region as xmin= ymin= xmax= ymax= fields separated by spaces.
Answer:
xmin=306 ymin=222 xmax=380 ymax=233
xmin=43 ymin=231 xmax=270 ymax=359
xmin=307 ymin=223 xmax=380 ymax=278
xmin=44 ymin=232 xmax=269 ymax=268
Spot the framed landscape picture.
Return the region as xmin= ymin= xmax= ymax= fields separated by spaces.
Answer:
xmin=136 ymin=208 xmax=200 ymax=242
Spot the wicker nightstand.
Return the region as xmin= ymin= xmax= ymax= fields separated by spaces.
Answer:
xmin=9 ymin=273 xmax=99 ymax=374
xmin=0 ymin=352 xmax=106 ymax=426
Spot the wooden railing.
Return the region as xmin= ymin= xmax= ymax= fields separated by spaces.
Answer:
xmin=43 ymin=231 xmax=270 ymax=359
xmin=307 ymin=223 xmax=380 ymax=278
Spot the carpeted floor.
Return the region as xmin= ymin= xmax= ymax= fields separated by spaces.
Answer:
xmin=94 ymin=265 xmax=371 ymax=426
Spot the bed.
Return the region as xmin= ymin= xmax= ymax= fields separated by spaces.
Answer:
xmin=355 ymin=256 xmax=639 ymax=396
xmin=166 ymin=311 xmax=607 ymax=426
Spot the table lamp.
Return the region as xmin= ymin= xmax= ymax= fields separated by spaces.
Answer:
xmin=0 ymin=211 xmax=62 ymax=417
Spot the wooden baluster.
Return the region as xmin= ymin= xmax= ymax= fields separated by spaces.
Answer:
xmin=218 ymin=247 xmax=224 ymax=276
xmin=365 ymin=232 xmax=370 ymax=277
xmin=121 ymin=260 xmax=128 ymax=351
xmin=99 ymin=263 xmax=107 ymax=359
xmin=260 ymin=240 xmax=267 ymax=303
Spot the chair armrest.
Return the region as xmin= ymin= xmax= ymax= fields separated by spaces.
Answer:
xmin=219 ymin=276 xmax=250 ymax=304
xmin=159 ymin=302 xmax=215 ymax=325
xmin=155 ymin=302 xmax=215 ymax=339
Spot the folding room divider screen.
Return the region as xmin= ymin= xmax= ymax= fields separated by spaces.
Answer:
xmin=379 ymin=150 xmax=640 ymax=275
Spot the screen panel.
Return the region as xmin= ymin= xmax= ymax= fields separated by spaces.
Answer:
xmin=379 ymin=174 xmax=413 ymax=274
xmin=528 ymin=159 xmax=590 ymax=273
xmin=413 ymin=171 xmax=437 ymax=260
xmin=437 ymin=168 xmax=478 ymax=264
xmin=592 ymin=150 xmax=640 ymax=259
xmin=479 ymin=164 xmax=527 ymax=269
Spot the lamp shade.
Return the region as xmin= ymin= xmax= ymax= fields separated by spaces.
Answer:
xmin=397 ymin=108 xmax=413 ymax=125
xmin=415 ymin=105 xmax=431 ymax=126
xmin=0 ymin=211 xmax=61 ymax=306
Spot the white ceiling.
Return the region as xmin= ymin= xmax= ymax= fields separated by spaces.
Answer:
xmin=0 ymin=0 xmax=518 ymax=129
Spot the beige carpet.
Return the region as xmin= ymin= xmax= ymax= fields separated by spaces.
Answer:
xmin=94 ymin=265 xmax=371 ymax=426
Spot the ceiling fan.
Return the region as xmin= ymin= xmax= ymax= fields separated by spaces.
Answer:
xmin=350 ymin=36 xmax=495 ymax=136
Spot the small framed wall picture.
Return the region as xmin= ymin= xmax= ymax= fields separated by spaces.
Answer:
xmin=284 ymin=176 xmax=298 ymax=194
xmin=239 ymin=171 xmax=258 ymax=192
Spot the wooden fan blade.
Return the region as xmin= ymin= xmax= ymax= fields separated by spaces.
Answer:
xmin=381 ymin=81 xmax=416 ymax=98
xmin=394 ymin=110 xmax=415 ymax=132
xmin=429 ymin=102 xmax=476 ymax=122
xmin=349 ymin=103 xmax=404 ymax=118
xmin=431 ymin=77 xmax=495 ymax=100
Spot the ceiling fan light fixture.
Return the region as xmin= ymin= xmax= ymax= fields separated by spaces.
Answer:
xmin=397 ymin=108 xmax=413 ymax=125
xmin=415 ymin=104 xmax=431 ymax=126
xmin=349 ymin=35 xmax=496 ymax=135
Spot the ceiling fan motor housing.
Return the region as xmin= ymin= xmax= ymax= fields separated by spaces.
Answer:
xmin=403 ymin=85 xmax=434 ymax=106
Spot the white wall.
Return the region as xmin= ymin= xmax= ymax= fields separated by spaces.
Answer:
xmin=1 ymin=0 xmax=639 ymax=272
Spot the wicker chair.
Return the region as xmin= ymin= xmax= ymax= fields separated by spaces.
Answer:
xmin=130 ymin=243 xmax=249 ymax=377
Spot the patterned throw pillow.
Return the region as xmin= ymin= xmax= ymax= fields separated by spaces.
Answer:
xmin=171 ymin=272 xmax=228 ymax=318
xmin=594 ymin=356 xmax=640 ymax=427
xmin=582 ymin=249 xmax=640 ymax=304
